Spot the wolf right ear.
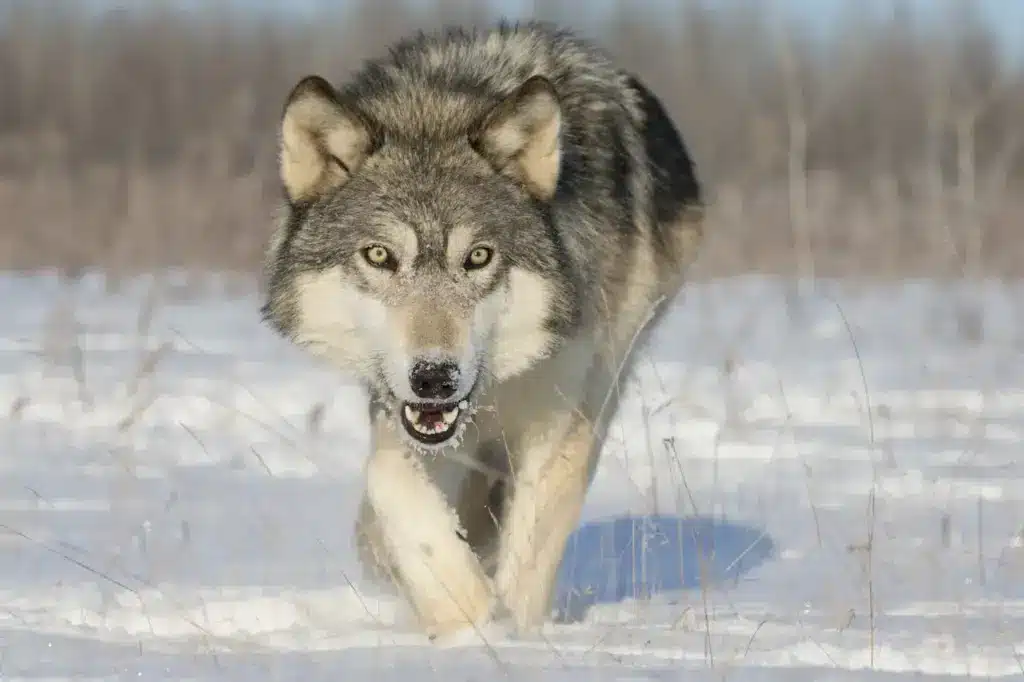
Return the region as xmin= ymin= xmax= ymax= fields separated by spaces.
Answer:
xmin=471 ymin=75 xmax=562 ymax=201
xmin=279 ymin=75 xmax=374 ymax=203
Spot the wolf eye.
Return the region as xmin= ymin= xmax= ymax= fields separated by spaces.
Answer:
xmin=464 ymin=246 xmax=493 ymax=270
xmin=363 ymin=244 xmax=396 ymax=270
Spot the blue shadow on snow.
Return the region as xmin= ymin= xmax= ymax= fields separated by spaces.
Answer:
xmin=553 ymin=514 xmax=775 ymax=623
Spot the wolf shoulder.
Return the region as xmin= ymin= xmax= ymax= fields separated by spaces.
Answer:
xmin=623 ymin=73 xmax=705 ymax=276
xmin=539 ymin=41 xmax=705 ymax=286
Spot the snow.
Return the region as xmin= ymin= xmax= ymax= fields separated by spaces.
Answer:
xmin=3 ymin=271 xmax=1024 ymax=680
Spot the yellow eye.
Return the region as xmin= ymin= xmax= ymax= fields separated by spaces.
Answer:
xmin=363 ymin=244 xmax=395 ymax=269
xmin=464 ymin=246 xmax=493 ymax=270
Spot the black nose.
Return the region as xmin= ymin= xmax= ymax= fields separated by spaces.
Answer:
xmin=409 ymin=361 xmax=460 ymax=400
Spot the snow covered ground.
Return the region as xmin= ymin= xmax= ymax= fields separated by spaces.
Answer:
xmin=3 ymin=271 xmax=1024 ymax=680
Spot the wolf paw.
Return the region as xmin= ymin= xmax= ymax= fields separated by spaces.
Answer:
xmin=425 ymin=594 xmax=516 ymax=647
xmin=428 ymin=617 xmax=514 ymax=648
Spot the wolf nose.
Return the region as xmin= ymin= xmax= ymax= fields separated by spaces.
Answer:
xmin=409 ymin=361 xmax=460 ymax=400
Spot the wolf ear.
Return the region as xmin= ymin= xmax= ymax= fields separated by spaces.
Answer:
xmin=279 ymin=75 xmax=374 ymax=203
xmin=471 ymin=75 xmax=562 ymax=201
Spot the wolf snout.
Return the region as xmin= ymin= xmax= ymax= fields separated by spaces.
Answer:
xmin=409 ymin=360 xmax=460 ymax=401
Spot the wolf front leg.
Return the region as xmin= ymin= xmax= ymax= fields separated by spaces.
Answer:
xmin=365 ymin=427 xmax=496 ymax=639
xmin=492 ymin=416 xmax=595 ymax=631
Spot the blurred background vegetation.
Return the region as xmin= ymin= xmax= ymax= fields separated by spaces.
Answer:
xmin=1 ymin=0 xmax=1022 ymax=278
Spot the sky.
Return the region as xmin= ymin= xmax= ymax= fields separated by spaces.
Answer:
xmin=72 ymin=0 xmax=1024 ymax=63
xmin=786 ymin=0 xmax=1024 ymax=55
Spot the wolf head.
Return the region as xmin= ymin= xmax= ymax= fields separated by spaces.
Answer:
xmin=262 ymin=73 xmax=579 ymax=450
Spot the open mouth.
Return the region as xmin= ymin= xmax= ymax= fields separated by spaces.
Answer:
xmin=399 ymin=399 xmax=470 ymax=446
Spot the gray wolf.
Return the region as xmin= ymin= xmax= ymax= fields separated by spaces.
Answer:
xmin=261 ymin=20 xmax=704 ymax=640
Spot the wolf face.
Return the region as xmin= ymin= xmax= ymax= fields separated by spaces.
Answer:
xmin=262 ymin=74 xmax=579 ymax=450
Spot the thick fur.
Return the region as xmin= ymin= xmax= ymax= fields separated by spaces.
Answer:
xmin=261 ymin=21 xmax=704 ymax=639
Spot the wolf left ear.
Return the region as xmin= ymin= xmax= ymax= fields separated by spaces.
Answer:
xmin=279 ymin=75 xmax=374 ymax=203
xmin=471 ymin=75 xmax=562 ymax=201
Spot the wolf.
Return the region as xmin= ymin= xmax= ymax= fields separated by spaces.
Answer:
xmin=261 ymin=20 xmax=704 ymax=640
